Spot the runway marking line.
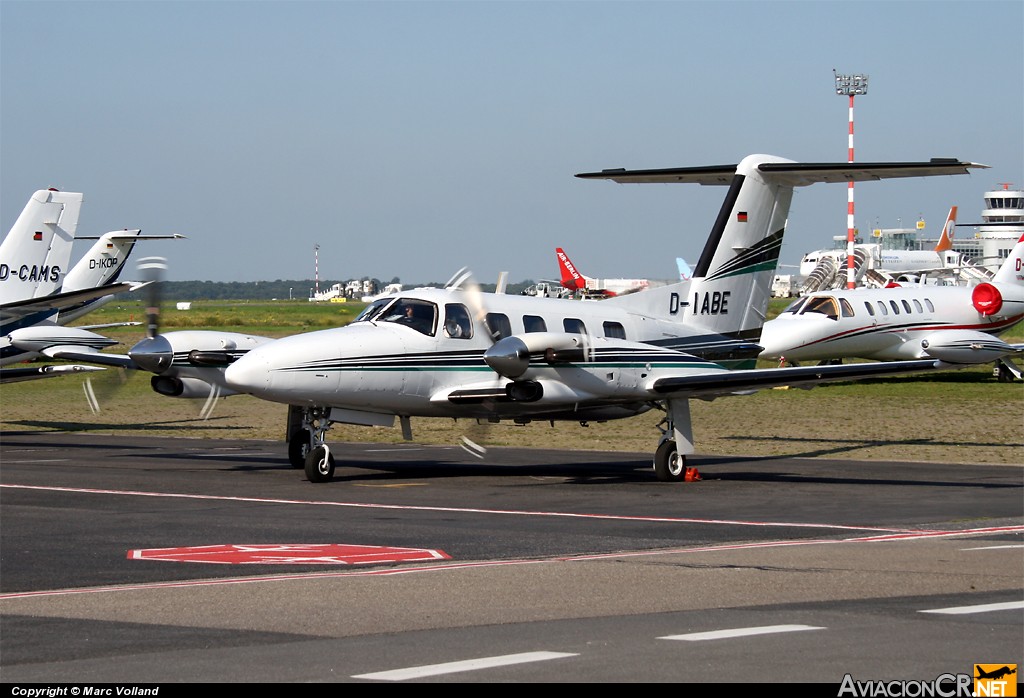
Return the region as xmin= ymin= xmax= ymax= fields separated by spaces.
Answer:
xmin=0 ymin=483 xmax=923 ymax=533
xmin=660 ymin=624 xmax=825 ymax=641
xmin=351 ymin=651 xmax=577 ymax=681
xmin=919 ymin=601 xmax=1024 ymax=615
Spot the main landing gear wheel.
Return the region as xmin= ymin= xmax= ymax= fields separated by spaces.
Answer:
xmin=654 ymin=440 xmax=687 ymax=482
xmin=305 ymin=445 xmax=336 ymax=483
xmin=288 ymin=429 xmax=311 ymax=469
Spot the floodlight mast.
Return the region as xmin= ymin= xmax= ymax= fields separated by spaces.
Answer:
xmin=834 ymin=70 xmax=869 ymax=289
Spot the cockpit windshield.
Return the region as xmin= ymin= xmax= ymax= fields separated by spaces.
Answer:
xmin=782 ymin=297 xmax=808 ymax=314
xmin=353 ymin=298 xmax=393 ymax=323
xmin=800 ymin=296 xmax=840 ymax=320
xmin=376 ymin=298 xmax=438 ymax=335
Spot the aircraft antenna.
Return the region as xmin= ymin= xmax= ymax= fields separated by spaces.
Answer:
xmin=834 ymin=70 xmax=869 ymax=289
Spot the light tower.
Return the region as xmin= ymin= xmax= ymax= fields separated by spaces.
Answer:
xmin=834 ymin=70 xmax=869 ymax=289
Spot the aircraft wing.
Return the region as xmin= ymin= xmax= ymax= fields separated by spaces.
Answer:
xmin=0 ymin=363 xmax=106 ymax=384
xmin=0 ymin=283 xmax=134 ymax=319
xmin=575 ymin=159 xmax=986 ymax=186
xmin=651 ymin=359 xmax=942 ymax=399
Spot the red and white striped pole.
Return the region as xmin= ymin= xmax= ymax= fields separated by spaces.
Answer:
xmin=314 ymin=243 xmax=320 ymax=297
xmin=834 ymin=71 xmax=869 ymax=290
xmin=846 ymin=93 xmax=857 ymax=289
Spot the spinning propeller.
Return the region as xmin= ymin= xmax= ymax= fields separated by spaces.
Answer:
xmin=82 ymin=256 xmax=221 ymax=420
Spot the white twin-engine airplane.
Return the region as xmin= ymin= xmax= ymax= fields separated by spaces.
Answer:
xmin=758 ymin=232 xmax=1024 ymax=379
xmin=35 ymin=154 xmax=987 ymax=483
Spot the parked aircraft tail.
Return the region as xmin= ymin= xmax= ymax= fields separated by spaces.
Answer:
xmin=577 ymin=155 xmax=984 ymax=344
xmin=934 ymin=206 xmax=958 ymax=252
xmin=555 ymin=247 xmax=587 ymax=291
xmin=0 ymin=189 xmax=83 ymax=306
xmin=676 ymin=258 xmax=693 ymax=282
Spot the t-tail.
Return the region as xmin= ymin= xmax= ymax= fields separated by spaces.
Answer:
xmin=555 ymin=247 xmax=587 ymax=291
xmin=577 ymin=154 xmax=985 ymax=346
xmin=0 ymin=189 xmax=83 ymax=306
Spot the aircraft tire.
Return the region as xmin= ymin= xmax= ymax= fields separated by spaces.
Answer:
xmin=305 ymin=446 xmax=336 ymax=483
xmin=288 ymin=429 xmax=311 ymax=469
xmin=654 ymin=440 xmax=686 ymax=482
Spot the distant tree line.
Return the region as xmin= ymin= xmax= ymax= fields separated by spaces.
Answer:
xmin=159 ymin=278 xmax=538 ymax=301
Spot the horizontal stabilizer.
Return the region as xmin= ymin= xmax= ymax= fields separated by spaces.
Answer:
xmin=576 ymin=159 xmax=986 ymax=186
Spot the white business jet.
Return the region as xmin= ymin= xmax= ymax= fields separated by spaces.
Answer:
xmin=758 ymin=232 xmax=1024 ymax=379
xmin=28 ymin=154 xmax=987 ymax=482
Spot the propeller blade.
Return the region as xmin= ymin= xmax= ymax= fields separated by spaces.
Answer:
xmin=136 ymin=257 xmax=167 ymax=339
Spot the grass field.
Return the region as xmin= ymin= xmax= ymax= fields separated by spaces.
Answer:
xmin=2 ymin=298 xmax=1022 ymax=466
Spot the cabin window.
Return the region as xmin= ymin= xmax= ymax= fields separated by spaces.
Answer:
xmin=603 ymin=321 xmax=626 ymax=339
xmin=913 ymin=299 xmax=924 ymax=313
xmin=523 ymin=315 xmax=547 ymax=333
xmin=379 ymin=298 xmax=437 ymax=336
xmin=801 ymin=296 xmax=839 ymax=320
xmin=443 ymin=303 xmax=472 ymax=339
xmin=925 ymin=298 xmax=935 ymax=312
xmin=840 ymin=299 xmax=855 ymax=318
xmin=485 ymin=312 xmax=512 ymax=340
xmin=889 ymin=301 xmax=900 ymax=315
xmin=901 ymin=300 xmax=913 ymax=314
xmin=864 ymin=302 xmax=875 ymax=316
xmin=877 ymin=301 xmax=888 ymax=316
xmin=563 ymin=318 xmax=587 ymax=334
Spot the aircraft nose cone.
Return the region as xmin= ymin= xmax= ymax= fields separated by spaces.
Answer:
xmin=224 ymin=352 xmax=269 ymax=395
xmin=756 ymin=322 xmax=785 ymax=360
xmin=129 ymin=335 xmax=174 ymax=374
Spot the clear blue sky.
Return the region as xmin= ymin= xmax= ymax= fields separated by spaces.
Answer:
xmin=3 ymin=0 xmax=1021 ymax=286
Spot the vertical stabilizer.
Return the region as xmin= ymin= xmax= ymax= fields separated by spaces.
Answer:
xmin=0 ymin=189 xmax=83 ymax=305
xmin=934 ymin=206 xmax=958 ymax=252
xmin=555 ymin=247 xmax=587 ymax=291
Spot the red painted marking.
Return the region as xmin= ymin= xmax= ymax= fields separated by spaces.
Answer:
xmin=128 ymin=543 xmax=450 ymax=565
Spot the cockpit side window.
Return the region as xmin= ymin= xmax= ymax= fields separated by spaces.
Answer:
xmin=379 ymin=298 xmax=437 ymax=335
xmin=443 ymin=303 xmax=472 ymax=339
xmin=840 ymin=299 xmax=855 ymax=318
xmin=801 ymin=296 xmax=839 ymax=320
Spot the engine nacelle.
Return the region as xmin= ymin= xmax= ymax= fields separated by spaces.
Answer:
xmin=152 ymin=375 xmax=221 ymax=398
xmin=484 ymin=332 xmax=589 ymax=379
xmin=919 ymin=330 xmax=1012 ymax=364
xmin=972 ymin=283 xmax=1003 ymax=316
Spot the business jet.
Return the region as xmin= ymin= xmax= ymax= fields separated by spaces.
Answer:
xmin=0 ymin=190 xmax=177 ymax=382
xmin=799 ymin=206 xmax=973 ymax=291
xmin=759 ymin=232 xmax=1024 ymax=379
xmin=27 ymin=154 xmax=988 ymax=483
xmin=555 ymin=247 xmax=662 ymax=297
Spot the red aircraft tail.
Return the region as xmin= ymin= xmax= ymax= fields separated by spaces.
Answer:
xmin=555 ymin=247 xmax=587 ymax=291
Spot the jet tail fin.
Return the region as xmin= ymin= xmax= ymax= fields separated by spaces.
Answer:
xmin=555 ymin=247 xmax=586 ymax=291
xmin=0 ymin=189 xmax=83 ymax=305
xmin=934 ymin=206 xmax=958 ymax=252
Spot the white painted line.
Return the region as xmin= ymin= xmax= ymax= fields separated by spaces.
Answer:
xmin=661 ymin=624 xmax=825 ymax=641
xmin=352 ymin=651 xmax=577 ymax=681
xmin=920 ymin=601 xmax=1024 ymax=615
xmin=961 ymin=544 xmax=1024 ymax=551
